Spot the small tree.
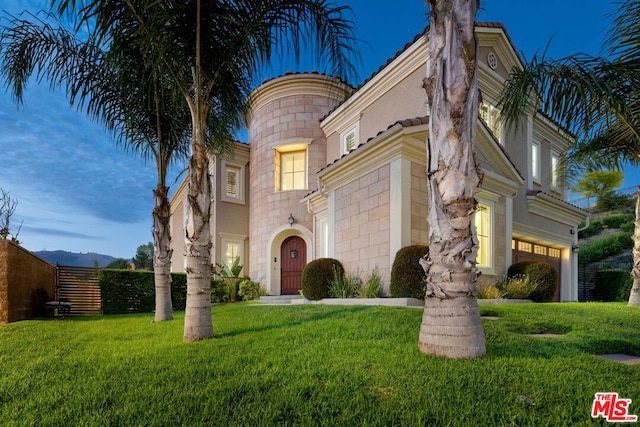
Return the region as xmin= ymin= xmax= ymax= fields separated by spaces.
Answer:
xmin=132 ymin=242 xmax=154 ymax=270
xmin=573 ymin=169 xmax=624 ymax=209
xmin=0 ymin=188 xmax=21 ymax=242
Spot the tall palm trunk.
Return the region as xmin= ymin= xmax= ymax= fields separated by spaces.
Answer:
xmin=153 ymin=184 xmax=173 ymax=321
xmin=419 ymin=0 xmax=485 ymax=358
xmin=628 ymin=186 xmax=640 ymax=306
xmin=183 ymin=0 xmax=214 ymax=341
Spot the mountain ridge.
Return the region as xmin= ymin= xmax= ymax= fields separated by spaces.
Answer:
xmin=33 ymin=250 xmax=119 ymax=268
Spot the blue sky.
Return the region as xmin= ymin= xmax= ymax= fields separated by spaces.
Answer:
xmin=0 ymin=0 xmax=634 ymax=259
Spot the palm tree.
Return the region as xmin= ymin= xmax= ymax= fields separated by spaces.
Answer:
xmin=0 ymin=12 xmax=191 ymax=321
xmin=418 ymin=0 xmax=486 ymax=359
xmin=57 ymin=0 xmax=358 ymax=341
xmin=497 ymin=0 xmax=640 ymax=306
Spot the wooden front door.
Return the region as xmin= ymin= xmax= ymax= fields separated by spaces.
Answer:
xmin=281 ymin=236 xmax=306 ymax=295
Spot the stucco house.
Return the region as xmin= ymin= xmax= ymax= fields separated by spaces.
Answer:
xmin=169 ymin=22 xmax=588 ymax=301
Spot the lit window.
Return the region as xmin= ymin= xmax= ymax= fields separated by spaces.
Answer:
xmin=548 ymin=248 xmax=561 ymax=258
xmin=479 ymin=101 xmax=501 ymax=142
xmin=518 ymin=241 xmax=532 ymax=253
xmin=474 ymin=203 xmax=492 ymax=268
xmin=534 ymin=245 xmax=547 ymax=256
xmin=225 ymin=241 xmax=241 ymax=267
xmin=343 ymin=128 xmax=357 ymax=154
xmin=531 ymin=141 xmax=540 ymax=182
xmin=551 ymin=153 xmax=560 ymax=190
xmin=277 ymin=150 xmax=306 ymax=191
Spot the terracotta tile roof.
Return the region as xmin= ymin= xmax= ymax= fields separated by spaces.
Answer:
xmin=320 ymin=22 xmax=517 ymax=121
xmin=526 ymin=189 xmax=587 ymax=212
xmin=317 ymin=116 xmax=429 ymax=174
xmin=258 ymin=69 xmax=354 ymax=88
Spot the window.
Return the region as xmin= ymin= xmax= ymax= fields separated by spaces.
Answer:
xmin=551 ymin=152 xmax=560 ymax=190
xmin=225 ymin=241 xmax=241 ymax=267
xmin=479 ymin=101 xmax=501 ymax=142
xmin=531 ymin=141 xmax=540 ymax=182
xmin=276 ymin=150 xmax=306 ymax=191
xmin=221 ymin=162 xmax=245 ymax=203
xmin=226 ymin=166 xmax=240 ymax=199
xmin=342 ymin=128 xmax=358 ymax=154
xmin=474 ymin=202 xmax=492 ymax=268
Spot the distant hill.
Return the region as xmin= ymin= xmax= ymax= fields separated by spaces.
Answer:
xmin=33 ymin=250 xmax=119 ymax=268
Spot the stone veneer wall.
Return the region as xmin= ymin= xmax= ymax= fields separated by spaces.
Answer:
xmin=410 ymin=161 xmax=428 ymax=245
xmin=333 ymin=165 xmax=391 ymax=290
xmin=0 ymin=240 xmax=56 ymax=324
xmin=247 ymin=74 xmax=348 ymax=289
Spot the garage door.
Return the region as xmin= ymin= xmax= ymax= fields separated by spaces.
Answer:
xmin=512 ymin=238 xmax=561 ymax=301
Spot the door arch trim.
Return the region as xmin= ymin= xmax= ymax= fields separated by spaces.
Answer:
xmin=266 ymin=224 xmax=313 ymax=295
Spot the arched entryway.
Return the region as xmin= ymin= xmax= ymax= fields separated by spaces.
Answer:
xmin=280 ymin=236 xmax=306 ymax=294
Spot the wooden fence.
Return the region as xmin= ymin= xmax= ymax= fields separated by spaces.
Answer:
xmin=57 ymin=266 xmax=101 ymax=315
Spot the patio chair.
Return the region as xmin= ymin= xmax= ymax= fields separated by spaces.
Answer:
xmin=36 ymin=288 xmax=72 ymax=318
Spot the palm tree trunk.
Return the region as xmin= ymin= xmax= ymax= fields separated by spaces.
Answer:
xmin=628 ymin=186 xmax=640 ymax=306
xmin=183 ymin=135 xmax=213 ymax=341
xmin=153 ymin=184 xmax=173 ymax=322
xmin=419 ymin=0 xmax=485 ymax=358
xmin=183 ymin=0 xmax=214 ymax=341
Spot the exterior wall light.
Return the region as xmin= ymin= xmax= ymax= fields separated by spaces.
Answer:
xmin=572 ymin=244 xmax=580 ymax=253
xmin=288 ymin=213 xmax=294 ymax=227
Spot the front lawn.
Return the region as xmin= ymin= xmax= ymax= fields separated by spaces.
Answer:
xmin=1 ymin=303 xmax=639 ymax=426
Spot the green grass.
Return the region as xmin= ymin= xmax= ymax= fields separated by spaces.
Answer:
xmin=1 ymin=303 xmax=639 ymax=426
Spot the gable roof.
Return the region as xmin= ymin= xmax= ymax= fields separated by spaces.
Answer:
xmin=321 ymin=22 xmax=520 ymax=123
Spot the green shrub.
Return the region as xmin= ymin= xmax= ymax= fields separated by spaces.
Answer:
xmin=99 ymin=269 xmax=188 ymax=314
xmin=597 ymin=191 xmax=633 ymax=211
xmin=496 ymin=275 xmax=539 ymax=299
xmin=577 ymin=219 xmax=603 ymax=239
xmin=602 ymin=213 xmax=634 ymax=229
xmin=578 ymin=232 xmax=633 ymax=263
xmin=620 ymin=221 xmax=635 ymax=233
xmin=302 ymin=258 xmax=344 ymax=300
xmin=238 ymin=279 xmax=261 ymax=301
xmin=594 ymin=269 xmax=632 ymax=302
xmin=357 ymin=266 xmax=383 ymax=298
xmin=329 ymin=267 xmax=359 ymax=298
xmin=390 ymin=245 xmax=428 ymax=299
xmin=477 ymin=284 xmax=503 ymax=299
xmin=508 ymin=261 xmax=558 ymax=302
xmin=211 ymin=279 xmax=229 ymax=303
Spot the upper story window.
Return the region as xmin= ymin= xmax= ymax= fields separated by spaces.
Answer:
xmin=479 ymin=101 xmax=502 ymax=143
xmin=221 ymin=161 xmax=245 ymax=204
xmin=342 ymin=128 xmax=358 ymax=154
xmin=550 ymin=152 xmax=560 ymax=191
xmin=531 ymin=141 xmax=540 ymax=182
xmin=275 ymin=147 xmax=307 ymax=191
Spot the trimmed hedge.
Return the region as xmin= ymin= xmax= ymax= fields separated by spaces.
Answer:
xmin=302 ymin=258 xmax=344 ymax=301
xmin=594 ymin=269 xmax=632 ymax=302
xmin=507 ymin=261 xmax=558 ymax=302
xmin=99 ymin=270 xmax=190 ymax=314
xmin=390 ymin=245 xmax=429 ymax=299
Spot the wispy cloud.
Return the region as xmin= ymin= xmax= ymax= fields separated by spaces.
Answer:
xmin=21 ymin=225 xmax=101 ymax=240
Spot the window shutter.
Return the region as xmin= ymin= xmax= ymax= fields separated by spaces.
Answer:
xmin=226 ymin=168 xmax=237 ymax=198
